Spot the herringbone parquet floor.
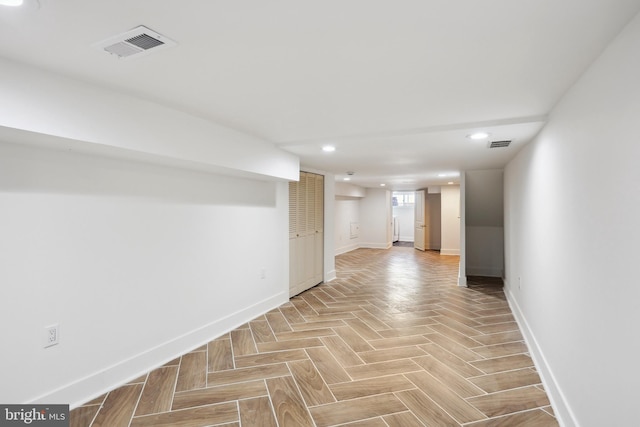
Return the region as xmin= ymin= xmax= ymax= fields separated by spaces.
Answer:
xmin=71 ymin=247 xmax=558 ymax=427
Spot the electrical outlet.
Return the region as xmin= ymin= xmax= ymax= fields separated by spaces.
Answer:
xmin=44 ymin=324 xmax=60 ymax=348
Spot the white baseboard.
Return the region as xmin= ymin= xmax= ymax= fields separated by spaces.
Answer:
xmin=335 ymin=243 xmax=359 ymax=256
xmin=440 ymin=248 xmax=460 ymax=256
xmin=35 ymin=292 xmax=288 ymax=409
xmin=505 ymin=284 xmax=576 ymax=427
xmin=359 ymin=242 xmax=392 ymax=250
xmin=324 ymin=269 xmax=337 ymax=282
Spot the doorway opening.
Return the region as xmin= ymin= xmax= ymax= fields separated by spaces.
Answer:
xmin=392 ymin=191 xmax=415 ymax=246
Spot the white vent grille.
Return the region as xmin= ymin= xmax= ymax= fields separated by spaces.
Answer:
xmin=489 ymin=140 xmax=512 ymax=148
xmin=94 ymin=26 xmax=176 ymax=59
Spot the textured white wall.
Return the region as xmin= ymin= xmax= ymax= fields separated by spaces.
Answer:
xmin=504 ymin=12 xmax=640 ymax=427
xmin=0 ymin=141 xmax=289 ymax=406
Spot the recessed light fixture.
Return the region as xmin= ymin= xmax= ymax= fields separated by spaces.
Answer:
xmin=343 ymin=177 xmax=351 ymax=181
xmin=322 ymin=145 xmax=336 ymax=152
xmin=380 ymin=183 xmax=386 ymax=187
xmin=468 ymin=132 xmax=490 ymax=140
xmin=0 ymin=0 xmax=23 ymax=6
xmin=448 ymin=181 xmax=454 ymax=185
xmin=438 ymin=173 xmax=447 ymax=177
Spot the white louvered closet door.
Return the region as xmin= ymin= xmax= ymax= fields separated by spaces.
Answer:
xmin=289 ymin=172 xmax=324 ymax=297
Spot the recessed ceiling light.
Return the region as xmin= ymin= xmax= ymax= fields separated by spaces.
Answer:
xmin=0 ymin=0 xmax=23 ymax=5
xmin=438 ymin=173 xmax=446 ymax=177
xmin=380 ymin=184 xmax=386 ymax=187
xmin=343 ymin=177 xmax=351 ymax=181
xmin=448 ymin=181 xmax=454 ymax=185
xmin=468 ymin=132 xmax=490 ymax=140
xmin=322 ymin=145 xmax=336 ymax=152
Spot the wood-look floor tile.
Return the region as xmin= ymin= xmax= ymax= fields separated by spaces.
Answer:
xmin=135 ymin=366 xmax=178 ymax=416
xmin=333 ymin=325 xmax=375 ymax=352
xmin=430 ymin=323 xmax=484 ymax=348
xmin=405 ymin=370 xmax=487 ymax=424
xmin=473 ymin=321 xmax=520 ymax=334
xmin=230 ymin=329 xmax=258 ymax=356
xmin=305 ymin=346 xmax=352 ymax=384
xmin=468 ymin=385 xmax=550 ymax=417
xmin=434 ymin=315 xmax=484 ymax=336
xmin=207 ymin=363 xmax=290 ymax=387
xmin=265 ymin=311 xmax=292 ymax=333
xmin=176 ymin=351 xmax=206 ymax=392
xmin=339 ymin=417 xmax=388 ymax=427
xmin=384 ymin=317 xmax=438 ymax=329
xmin=424 ymin=333 xmax=484 ymax=362
xmin=352 ymin=310 xmax=391 ymax=330
xmin=358 ymin=346 xmax=426 ymax=364
xmin=376 ymin=325 xmax=434 ymax=338
xmin=470 ymin=330 xmax=524 ymax=346
xmin=411 ymin=355 xmax=485 ymax=398
xmin=395 ymin=389 xmax=458 ymax=427
xmin=70 ymin=405 xmax=99 ymax=427
xmin=130 ymin=402 xmax=238 ymax=427
xmin=469 ymin=368 xmax=542 ymax=393
xmin=321 ymin=335 xmax=365 ymax=367
xmin=91 ymin=384 xmax=143 ymax=427
xmin=474 ymin=314 xmax=515 ymax=325
xmin=207 ymin=338 xmax=234 ymax=373
xmin=266 ymin=376 xmax=315 ymax=427
xmin=420 ymin=343 xmax=484 ymax=377
xmin=257 ymin=337 xmax=324 ymax=353
xmin=383 ymin=411 xmax=427 ymax=427
xmin=235 ymin=349 xmax=308 ymax=368
xmin=368 ymin=334 xmax=430 ymax=350
xmin=329 ymin=375 xmax=415 ymax=400
xmin=274 ymin=328 xmax=335 ymax=341
xmin=433 ymin=308 xmax=483 ymax=327
xmin=172 ymin=380 xmax=267 ymax=410
xmin=238 ymin=396 xmax=277 ymax=427
xmin=465 ymin=408 xmax=559 ymax=427
xmin=290 ymin=319 xmax=345 ymax=331
xmin=279 ymin=305 xmax=306 ymax=324
xmin=471 ymin=341 xmax=528 ymax=358
xmin=343 ymin=318 xmax=384 ymax=340
xmin=471 ymin=354 xmax=534 ymax=374
xmin=288 ymin=359 xmax=336 ymax=406
xmin=309 ymin=393 xmax=407 ymax=427
xmin=249 ymin=320 xmax=276 ymax=343
xmin=345 ymin=359 xmax=421 ymax=380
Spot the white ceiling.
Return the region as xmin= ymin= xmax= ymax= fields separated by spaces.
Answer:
xmin=1 ymin=0 xmax=639 ymax=189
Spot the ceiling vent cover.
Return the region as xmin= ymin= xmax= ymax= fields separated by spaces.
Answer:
xmin=488 ymin=140 xmax=512 ymax=148
xmin=94 ymin=26 xmax=177 ymax=59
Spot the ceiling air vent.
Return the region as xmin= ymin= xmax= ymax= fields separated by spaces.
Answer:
xmin=488 ymin=140 xmax=512 ymax=148
xmin=94 ymin=26 xmax=177 ymax=59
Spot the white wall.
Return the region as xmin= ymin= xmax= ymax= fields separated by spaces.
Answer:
xmin=465 ymin=170 xmax=504 ymax=277
xmin=0 ymin=140 xmax=290 ymax=406
xmin=504 ymin=12 xmax=640 ymax=427
xmin=440 ymin=185 xmax=460 ymax=256
xmin=359 ymin=188 xmax=392 ymax=249
xmin=334 ymin=198 xmax=361 ymax=255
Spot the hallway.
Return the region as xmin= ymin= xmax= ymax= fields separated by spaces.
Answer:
xmin=71 ymin=247 xmax=557 ymax=426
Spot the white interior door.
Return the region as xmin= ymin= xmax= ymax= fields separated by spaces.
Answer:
xmin=414 ymin=190 xmax=425 ymax=251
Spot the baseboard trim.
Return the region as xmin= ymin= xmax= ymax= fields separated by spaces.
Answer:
xmin=440 ymin=248 xmax=460 ymax=256
xmin=359 ymin=242 xmax=392 ymax=250
xmin=505 ymin=284 xmax=576 ymax=427
xmin=34 ymin=291 xmax=288 ymax=409
xmin=335 ymin=243 xmax=359 ymax=256
xmin=324 ymin=269 xmax=337 ymax=282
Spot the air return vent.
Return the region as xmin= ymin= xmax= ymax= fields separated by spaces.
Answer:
xmin=94 ymin=26 xmax=176 ymax=59
xmin=488 ymin=140 xmax=512 ymax=148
